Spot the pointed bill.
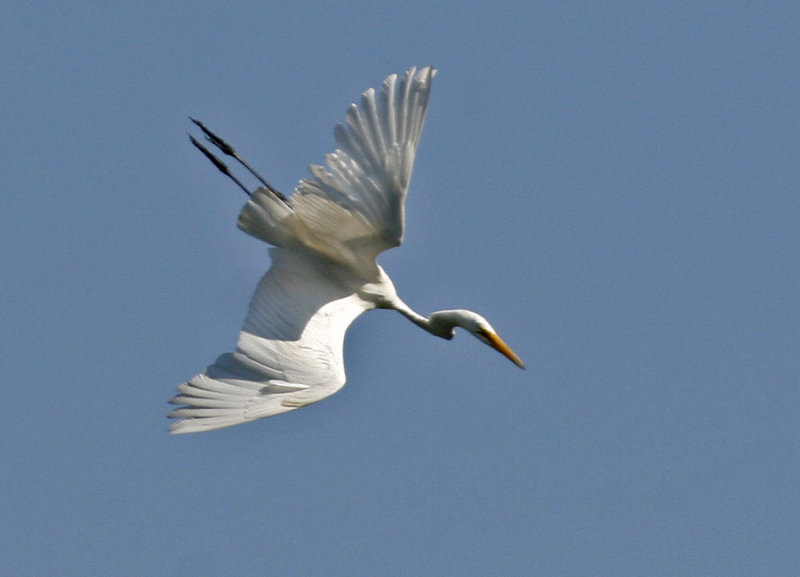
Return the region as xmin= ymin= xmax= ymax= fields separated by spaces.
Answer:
xmin=485 ymin=331 xmax=526 ymax=369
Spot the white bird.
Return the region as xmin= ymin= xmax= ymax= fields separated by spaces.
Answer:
xmin=169 ymin=67 xmax=524 ymax=434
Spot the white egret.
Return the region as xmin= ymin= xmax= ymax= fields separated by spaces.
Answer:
xmin=169 ymin=67 xmax=524 ymax=434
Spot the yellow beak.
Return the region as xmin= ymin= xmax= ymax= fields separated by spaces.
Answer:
xmin=485 ymin=331 xmax=526 ymax=369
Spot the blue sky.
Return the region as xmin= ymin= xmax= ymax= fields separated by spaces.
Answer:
xmin=2 ymin=2 xmax=798 ymax=575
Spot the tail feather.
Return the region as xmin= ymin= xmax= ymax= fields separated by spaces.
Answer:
xmin=237 ymin=186 xmax=297 ymax=247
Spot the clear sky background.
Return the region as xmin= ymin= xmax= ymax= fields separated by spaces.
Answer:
xmin=2 ymin=2 xmax=798 ymax=575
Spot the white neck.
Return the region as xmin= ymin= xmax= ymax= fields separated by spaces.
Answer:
xmin=392 ymin=300 xmax=461 ymax=340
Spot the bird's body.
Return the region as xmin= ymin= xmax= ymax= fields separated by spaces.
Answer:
xmin=170 ymin=67 xmax=523 ymax=434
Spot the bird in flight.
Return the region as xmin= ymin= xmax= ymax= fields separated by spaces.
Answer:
xmin=169 ymin=67 xmax=524 ymax=434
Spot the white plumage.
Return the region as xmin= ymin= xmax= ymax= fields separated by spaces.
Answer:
xmin=170 ymin=67 xmax=523 ymax=434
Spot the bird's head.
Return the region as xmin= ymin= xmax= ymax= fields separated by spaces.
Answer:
xmin=428 ymin=309 xmax=525 ymax=369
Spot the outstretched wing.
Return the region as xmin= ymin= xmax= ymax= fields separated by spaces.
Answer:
xmin=171 ymin=68 xmax=435 ymax=433
xmin=238 ymin=66 xmax=436 ymax=274
xmin=169 ymin=248 xmax=373 ymax=434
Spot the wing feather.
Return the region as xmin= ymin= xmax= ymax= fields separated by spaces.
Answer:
xmin=169 ymin=249 xmax=373 ymax=433
xmin=238 ymin=67 xmax=436 ymax=275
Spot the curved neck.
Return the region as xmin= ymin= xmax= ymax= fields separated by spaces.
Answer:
xmin=393 ymin=300 xmax=456 ymax=340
